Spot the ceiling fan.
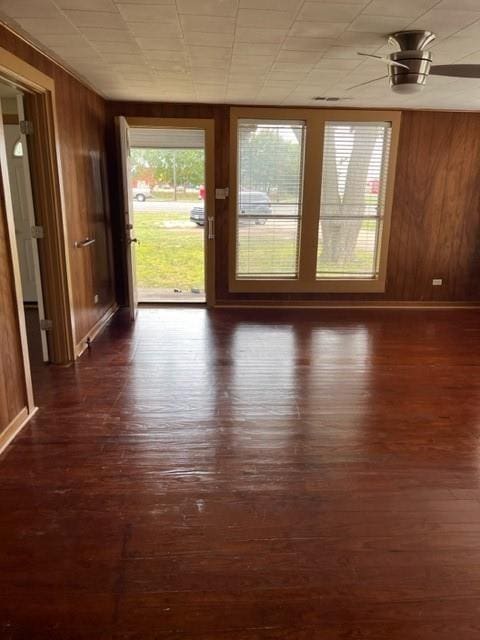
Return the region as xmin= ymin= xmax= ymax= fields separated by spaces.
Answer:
xmin=351 ymin=30 xmax=480 ymax=93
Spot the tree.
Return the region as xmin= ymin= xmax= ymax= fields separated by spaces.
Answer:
xmin=239 ymin=128 xmax=301 ymax=199
xmin=320 ymin=125 xmax=379 ymax=265
xmin=130 ymin=148 xmax=205 ymax=200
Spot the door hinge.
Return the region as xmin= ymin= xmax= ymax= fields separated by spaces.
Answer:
xmin=40 ymin=319 xmax=53 ymax=331
xmin=19 ymin=120 xmax=33 ymax=136
xmin=31 ymin=225 xmax=44 ymax=239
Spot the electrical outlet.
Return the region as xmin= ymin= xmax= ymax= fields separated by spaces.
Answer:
xmin=94 ymin=294 xmax=99 ymax=304
xmin=432 ymin=278 xmax=443 ymax=286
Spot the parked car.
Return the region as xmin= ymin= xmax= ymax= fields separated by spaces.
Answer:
xmin=190 ymin=191 xmax=272 ymax=226
xmin=190 ymin=205 xmax=205 ymax=226
xmin=132 ymin=185 xmax=152 ymax=202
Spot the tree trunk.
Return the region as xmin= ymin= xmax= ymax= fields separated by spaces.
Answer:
xmin=321 ymin=125 xmax=378 ymax=265
xmin=320 ymin=126 xmax=342 ymax=263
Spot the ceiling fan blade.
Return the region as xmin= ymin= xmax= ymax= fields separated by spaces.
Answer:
xmin=430 ymin=64 xmax=480 ymax=78
xmin=357 ymin=52 xmax=409 ymax=70
xmin=347 ymin=75 xmax=389 ymax=91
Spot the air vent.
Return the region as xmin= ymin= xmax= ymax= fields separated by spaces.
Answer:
xmin=313 ymin=96 xmax=346 ymax=102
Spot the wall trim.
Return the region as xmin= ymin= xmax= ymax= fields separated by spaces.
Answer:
xmin=0 ymin=406 xmax=37 ymax=456
xmin=75 ymin=302 xmax=119 ymax=358
xmin=214 ymin=301 xmax=480 ymax=310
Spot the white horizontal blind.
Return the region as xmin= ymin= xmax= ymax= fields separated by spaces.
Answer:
xmin=317 ymin=121 xmax=392 ymax=279
xmin=129 ymin=127 xmax=205 ymax=149
xmin=236 ymin=119 xmax=305 ymax=278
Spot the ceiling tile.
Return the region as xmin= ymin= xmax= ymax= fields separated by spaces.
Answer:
xmin=116 ymin=3 xmax=178 ymax=22
xmin=126 ymin=22 xmax=181 ymax=36
xmin=271 ymin=62 xmax=315 ymax=73
xmin=236 ymin=9 xmax=293 ymax=29
xmin=283 ymin=37 xmax=333 ymax=52
xmin=230 ymin=54 xmax=274 ymax=67
xmin=233 ymin=42 xmax=280 ymax=55
xmin=57 ymin=0 xmax=117 ymax=10
xmin=324 ymin=45 xmax=374 ymax=59
xmin=435 ymin=0 xmax=480 ymax=9
xmin=298 ymin=3 xmax=364 ymax=23
xmin=135 ymin=37 xmax=184 ymax=50
xmin=0 ymin=0 xmax=59 ymax=18
xmin=113 ymin=0 xmax=175 ymax=3
xmin=184 ymin=31 xmax=233 ymax=47
xmin=277 ymin=50 xmax=324 ymax=63
xmin=188 ymin=46 xmax=231 ymax=61
xmin=181 ymin=14 xmax=235 ymax=34
xmin=240 ymin=0 xmax=301 ymax=10
xmin=177 ymin=0 xmax=238 ymax=16
xmin=336 ymin=30 xmax=385 ymax=46
xmin=315 ymin=58 xmax=361 ymax=70
xmin=145 ymin=50 xmax=188 ymax=62
xmin=51 ymin=44 xmax=99 ymax=58
xmin=191 ymin=59 xmax=230 ymax=71
xmin=408 ymin=10 xmax=480 ymax=38
xmin=362 ymin=0 xmax=438 ymax=18
xmin=290 ymin=21 xmax=348 ymax=38
xmin=348 ymin=15 xmax=412 ymax=33
xmin=236 ymin=28 xmax=286 ymax=44
xmin=93 ymin=40 xmax=141 ymax=53
xmin=17 ymin=16 xmax=77 ymax=35
xmin=430 ymin=36 xmax=480 ymax=64
xmin=65 ymin=10 xmax=125 ymax=29
xmin=268 ymin=70 xmax=309 ymax=81
xmin=81 ymin=27 xmax=133 ymax=41
xmin=40 ymin=33 xmax=89 ymax=47
xmin=102 ymin=53 xmax=146 ymax=64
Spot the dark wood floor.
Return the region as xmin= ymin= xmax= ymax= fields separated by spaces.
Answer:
xmin=3 ymin=308 xmax=480 ymax=639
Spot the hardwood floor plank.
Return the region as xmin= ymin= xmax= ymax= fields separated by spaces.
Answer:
xmin=2 ymin=308 xmax=480 ymax=638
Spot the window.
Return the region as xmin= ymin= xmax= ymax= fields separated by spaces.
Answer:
xmin=317 ymin=121 xmax=392 ymax=279
xmin=13 ymin=138 xmax=23 ymax=157
xmin=236 ymin=119 xmax=305 ymax=279
xmin=230 ymin=108 xmax=400 ymax=293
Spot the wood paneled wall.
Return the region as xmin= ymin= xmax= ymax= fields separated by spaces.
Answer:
xmin=107 ymin=102 xmax=480 ymax=304
xmin=0 ymin=25 xmax=115 ymax=348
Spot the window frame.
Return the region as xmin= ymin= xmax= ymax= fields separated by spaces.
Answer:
xmin=228 ymin=107 xmax=401 ymax=294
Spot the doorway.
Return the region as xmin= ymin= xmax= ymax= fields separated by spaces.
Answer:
xmin=0 ymin=82 xmax=48 ymax=369
xmin=117 ymin=118 xmax=215 ymax=316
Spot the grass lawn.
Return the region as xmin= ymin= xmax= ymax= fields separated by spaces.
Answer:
xmin=134 ymin=211 xmax=204 ymax=291
xmin=152 ymin=190 xmax=201 ymax=202
xmin=134 ymin=209 xmax=377 ymax=289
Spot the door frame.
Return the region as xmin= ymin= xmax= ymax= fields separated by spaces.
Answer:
xmin=15 ymin=94 xmax=49 ymax=362
xmin=123 ymin=117 xmax=216 ymax=307
xmin=0 ymin=46 xmax=75 ymax=386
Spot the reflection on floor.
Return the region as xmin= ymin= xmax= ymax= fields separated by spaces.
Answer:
xmin=2 ymin=308 xmax=480 ymax=637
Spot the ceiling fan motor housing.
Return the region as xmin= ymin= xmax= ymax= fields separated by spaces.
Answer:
xmin=387 ymin=30 xmax=436 ymax=93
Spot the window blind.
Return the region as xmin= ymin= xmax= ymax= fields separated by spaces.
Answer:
xmin=236 ymin=119 xmax=305 ymax=278
xmin=317 ymin=121 xmax=392 ymax=279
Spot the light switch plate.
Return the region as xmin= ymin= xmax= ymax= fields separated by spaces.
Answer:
xmin=432 ymin=278 xmax=443 ymax=286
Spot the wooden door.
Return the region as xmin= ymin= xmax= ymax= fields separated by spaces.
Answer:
xmin=117 ymin=116 xmax=137 ymax=320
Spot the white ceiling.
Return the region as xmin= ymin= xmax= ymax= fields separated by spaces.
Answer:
xmin=3 ymin=0 xmax=480 ymax=109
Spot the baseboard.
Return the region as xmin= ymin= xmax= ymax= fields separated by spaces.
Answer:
xmin=0 ymin=406 xmax=38 ymax=456
xmin=214 ymin=300 xmax=480 ymax=310
xmin=75 ymin=302 xmax=119 ymax=358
